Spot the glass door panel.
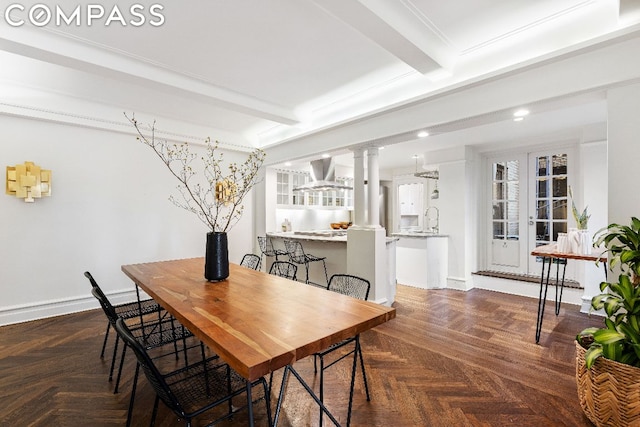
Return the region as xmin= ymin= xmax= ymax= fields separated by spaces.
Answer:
xmin=490 ymin=160 xmax=521 ymax=269
xmin=528 ymin=151 xmax=575 ymax=278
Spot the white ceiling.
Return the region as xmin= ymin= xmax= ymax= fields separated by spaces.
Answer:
xmin=1 ymin=0 xmax=639 ymax=170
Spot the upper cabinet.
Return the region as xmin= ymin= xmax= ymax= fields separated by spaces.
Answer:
xmin=399 ymin=182 xmax=423 ymax=216
xmin=276 ymin=171 xmax=353 ymax=209
xmin=397 ymin=181 xmax=424 ymax=231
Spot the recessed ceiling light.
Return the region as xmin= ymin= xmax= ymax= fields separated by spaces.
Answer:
xmin=321 ymin=153 xmax=330 ymax=158
xmin=513 ymin=109 xmax=529 ymax=117
xmin=378 ymin=146 xmax=384 ymax=150
xmin=417 ymin=131 xmax=429 ymax=138
xmin=513 ymin=117 xmax=524 ymax=122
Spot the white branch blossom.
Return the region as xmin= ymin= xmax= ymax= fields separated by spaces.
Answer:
xmin=126 ymin=113 xmax=266 ymax=233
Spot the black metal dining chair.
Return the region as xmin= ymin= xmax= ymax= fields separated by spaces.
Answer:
xmin=84 ymin=271 xmax=162 ymax=359
xmin=240 ymin=253 xmax=261 ymax=270
xmin=90 ymin=283 xmax=200 ymax=394
xmin=283 ymin=239 xmax=329 ymax=287
xmin=268 ymin=260 xmax=298 ymax=280
xmin=114 ymin=317 xmax=271 ymax=427
xmin=314 ymin=274 xmax=371 ymax=427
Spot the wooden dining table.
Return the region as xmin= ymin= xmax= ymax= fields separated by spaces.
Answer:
xmin=121 ymin=257 xmax=396 ymax=426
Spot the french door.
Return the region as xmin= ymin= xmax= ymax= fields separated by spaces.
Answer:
xmin=487 ymin=147 xmax=576 ymax=279
xmin=527 ymin=149 xmax=575 ymax=278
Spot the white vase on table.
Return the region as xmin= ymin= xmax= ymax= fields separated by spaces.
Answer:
xmin=568 ymin=228 xmax=580 ymax=254
xmin=578 ymin=229 xmax=591 ymax=255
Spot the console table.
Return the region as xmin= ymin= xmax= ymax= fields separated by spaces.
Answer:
xmin=530 ymin=244 xmax=607 ymax=343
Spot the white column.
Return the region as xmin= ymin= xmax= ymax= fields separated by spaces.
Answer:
xmin=367 ymin=147 xmax=380 ymax=228
xmin=352 ymin=147 xmax=366 ymax=227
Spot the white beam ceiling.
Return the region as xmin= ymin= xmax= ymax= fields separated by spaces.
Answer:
xmin=1 ymin=0 xmax=638 ymax=169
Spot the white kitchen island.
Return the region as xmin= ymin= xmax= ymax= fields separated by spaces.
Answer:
xmin=392 ymin=232 xmax=448 ymax=289
xmin=267 ymin=230 xmax=398 ymax=305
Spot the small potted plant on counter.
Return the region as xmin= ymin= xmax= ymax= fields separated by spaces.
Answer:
xmin=575 ymin=217 xmax=640 ymax=426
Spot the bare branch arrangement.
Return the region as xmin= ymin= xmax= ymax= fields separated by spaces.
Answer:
xmin=126 ymin=114 xmax=266 ymax=232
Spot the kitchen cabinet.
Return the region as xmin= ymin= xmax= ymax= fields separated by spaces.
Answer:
xmin=398 ymin=183 xmax=422 ymax=215
xmin=275 ymin=170 xmax=353 ymax=209
xmin=393 ymin=233 xmax=448 ymax=289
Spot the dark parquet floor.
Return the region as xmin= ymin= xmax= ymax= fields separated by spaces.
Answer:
xmin=0 ymin=284 xmax=602 ymax=426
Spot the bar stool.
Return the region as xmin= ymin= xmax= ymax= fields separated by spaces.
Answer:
xmin=283 ymin=239 xmax=329 ymax=287
xmin=257 ymin=236 xmax=288 ymax=264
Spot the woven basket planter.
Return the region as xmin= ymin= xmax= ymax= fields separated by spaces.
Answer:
xmin=575 ymin=340 xmax=640 ymax=426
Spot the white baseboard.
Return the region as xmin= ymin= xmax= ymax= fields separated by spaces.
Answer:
xmin=447 ymin=276 xmax=473 ymax=291
xmin=472 ymin=274 xmax=584 ymax=306
xmin=0 ymin=289 xmax=140 ymax=326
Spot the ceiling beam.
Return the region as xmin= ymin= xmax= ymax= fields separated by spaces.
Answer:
xmin=0 ymin=27 xmax=300 ymax=126
xmin=311 ymin=0 xmax=449 ymax=75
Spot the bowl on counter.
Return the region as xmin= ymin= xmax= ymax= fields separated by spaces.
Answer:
xmin=330 ymin=223 xmax=342 ymax=229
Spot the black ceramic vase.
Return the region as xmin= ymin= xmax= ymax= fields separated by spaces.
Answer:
xmin=205 ymin=231 xmax=229 ymax=281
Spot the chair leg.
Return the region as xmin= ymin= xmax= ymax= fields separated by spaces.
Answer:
xmin=346 ymin=341 xmax=359 ymax=427
xmin=126 ymin=363 xmax=140 ymax=427
xmin=114 ymin=344 xmax=127 ymax=394
xmin=101 ymin=323 xmax=110 ymax=358
xmin=109 ymin=335 xmax=120 ymax=381
xmin=305 ymin=262 xmax=310 ymax=284
xmin=321 ymin=259 xmax=329 ymax=286
xmin=150 ymin=395 xmax=160 ymax=427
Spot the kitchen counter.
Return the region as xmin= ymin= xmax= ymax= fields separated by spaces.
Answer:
xmin=266 ymin=230 xmax=398 ymax=304
xmin=268 ymin=230 xmax=347 ymax=242
xmin=269 ymin=231 xmax=399 ymax=243
xmin=395 ymin=233 xmax=448 ymax=289
xmin=391 ymin=231 xmax=448 ymax=238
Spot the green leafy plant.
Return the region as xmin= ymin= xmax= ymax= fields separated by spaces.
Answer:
xmin=593 ymin=217 xmax=640 ymax=284
xmin=578 ymin=217 xmax=640 ymax=368
xmin=577 ymin=274 xmax=640 ymax=368
xmin=569 ymin=186 xmax=590 ymax=230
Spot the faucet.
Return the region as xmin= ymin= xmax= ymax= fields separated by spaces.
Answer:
xmin=425 ymin=206 xmax=439 ymax=233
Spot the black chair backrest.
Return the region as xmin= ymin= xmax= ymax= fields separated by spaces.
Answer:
xmin=114 ymin=318 xmax=187 ymax=417
xmin=240 ymin=254 xmax=261 ymax=270
xmin=91 ymin=286 xmax=119 ymax=325
xmin=268 ymin=261 xmax=298 ymax=280
xmin=84 ymin=271 xmax=100 ymax=289
xmin=327 ymin=274 xmax=370 ymax=300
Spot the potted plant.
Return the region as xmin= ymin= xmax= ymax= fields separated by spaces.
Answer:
xmin=593 ymin=217 xmax=640 ymax=285
xmin=575 ymin=217 xmax=640 ymax=426
xmin=126 ymin=114 xmax=265 ymax=281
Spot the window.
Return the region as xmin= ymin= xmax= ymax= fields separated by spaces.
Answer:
xmin=535 ymin=154 xmax=568 ymax=245
xmin=492 ymin=160 xmax=519 ymax=240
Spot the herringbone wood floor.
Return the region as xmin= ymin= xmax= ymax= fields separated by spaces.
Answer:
xmin=0 ymin=285 xmax=601 ymax=426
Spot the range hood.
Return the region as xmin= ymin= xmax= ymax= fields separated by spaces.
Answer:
xmin=293 ymin=158 xmax=352 ymax=191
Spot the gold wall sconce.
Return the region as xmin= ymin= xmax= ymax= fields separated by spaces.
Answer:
xmin=215 ymin=179 xmax=237 ymax=206
xmin=6 ymin=161 xmax=51 ymax=203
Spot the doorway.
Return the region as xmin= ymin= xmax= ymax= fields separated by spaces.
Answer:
xmin=486 ymin=147 xmax=577 ymax=279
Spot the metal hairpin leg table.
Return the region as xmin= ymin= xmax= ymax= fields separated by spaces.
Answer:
xmin=531 ymin=244 xmax=607 ymax=344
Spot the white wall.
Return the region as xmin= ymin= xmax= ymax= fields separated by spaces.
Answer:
xmin=607 ymin=83 xmax=640 ymax=228
xmin=579 ymin=140 xmax=608 ymax=311
xmin=0 ymin=115 xmax=255 ymax=325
